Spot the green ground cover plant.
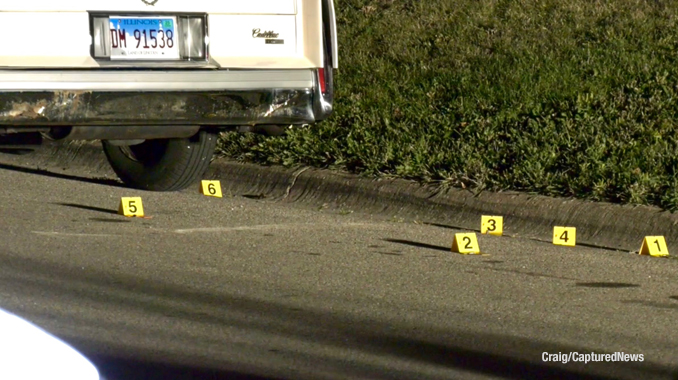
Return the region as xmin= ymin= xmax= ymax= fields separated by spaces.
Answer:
xmin=218 ymin=0 xmax=678 ymax=211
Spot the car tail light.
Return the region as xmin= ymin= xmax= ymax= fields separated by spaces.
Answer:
xmin=318 ymin=68 xmax=326 ymax=94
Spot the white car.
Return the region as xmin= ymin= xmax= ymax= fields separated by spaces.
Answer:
xmin=0 ymin=0 xmax=338 ymax=191
xmin=0 ymin=308 xmax=100 ymax=380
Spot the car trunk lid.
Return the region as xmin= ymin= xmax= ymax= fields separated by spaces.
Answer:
xmin=1 ymin=0 xmax=296 ymax=14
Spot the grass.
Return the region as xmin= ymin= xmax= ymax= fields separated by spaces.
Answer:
xmin=218 ymin=0 xmax=678 ymax=211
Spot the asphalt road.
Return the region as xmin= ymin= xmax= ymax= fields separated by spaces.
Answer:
xmin=0 ymin=152 xmax=677 ymax=380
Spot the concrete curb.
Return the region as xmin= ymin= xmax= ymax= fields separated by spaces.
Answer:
xmin=5 ymin=140 xmax=678 ymax=253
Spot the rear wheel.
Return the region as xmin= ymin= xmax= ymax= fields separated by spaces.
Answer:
xmin=102 ymin=130 xmax=218 ymax=191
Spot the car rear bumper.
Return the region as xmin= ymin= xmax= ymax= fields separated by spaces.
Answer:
xmin=0 ymin=69 xmax=331 ymax=126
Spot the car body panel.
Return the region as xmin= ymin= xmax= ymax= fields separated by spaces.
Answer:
xmin=1 ymin=0 xmax=296 ymax=14
xmin=0 ymin=0 xmax=326 ymax=69
xmin=0 ymin=0 xmax=335 ymax=129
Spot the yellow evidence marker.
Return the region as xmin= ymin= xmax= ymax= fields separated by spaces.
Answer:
xmin=553 ymin=226 xmax=576 ymax=247
xmin=481 ymin=215 xmax=503 ymax=236
xmin=639 ymin=236 xmax=669 ymax=257
xmin=451 ymin=233 xmax=481 ymax=255
xmin=200 ymin=180 xmax=223 ymax=198
xmin=118 ymin=197 xmax=144 ymax=217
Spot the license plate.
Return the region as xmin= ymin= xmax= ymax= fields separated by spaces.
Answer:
xmin=109 ymin=16 xmax=180 ymax=60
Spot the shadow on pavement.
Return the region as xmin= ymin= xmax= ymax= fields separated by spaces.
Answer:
xmin=576 ymin=282 xmax=640 ymax=289
xmin=383 ymin=238 xmax=450 ymax=253
xmin=0 ymin=162 xmax=123 ymax=188
xmin=0 ymin=148 xmax=37 ymax=155
xmin=89 ymin=355 xmax=285 ymax=380
xmin=422 ymin=222 xmax=469 ymax=231
xmin=367 ymin=336 xmax=646 ymax=380
xmin=0 ymin=253 xmax=676 ymax=380
xmin=54 ymin=202 xmax=118 ymax=215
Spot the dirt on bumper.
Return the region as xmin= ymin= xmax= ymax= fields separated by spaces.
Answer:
xmin=0 ymin=89 xmax=315 ymax=126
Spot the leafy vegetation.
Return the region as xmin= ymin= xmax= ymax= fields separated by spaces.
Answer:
xmin=218 ymin=0 xmax=678 ymax=211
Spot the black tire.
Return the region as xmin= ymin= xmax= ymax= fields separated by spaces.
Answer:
xmin=102 ymin=130 xmax=218 ymax=191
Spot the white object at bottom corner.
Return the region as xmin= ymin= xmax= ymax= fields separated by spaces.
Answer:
xmin=0 ymin=308 xmax=100 ymax=380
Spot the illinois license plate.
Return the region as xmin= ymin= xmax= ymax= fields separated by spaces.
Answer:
xmin=109 ymin=16 xmax=180 ymax=60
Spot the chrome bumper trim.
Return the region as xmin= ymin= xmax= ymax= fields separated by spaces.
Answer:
xmin=0 ymin=69 xmax=314 ymax=91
